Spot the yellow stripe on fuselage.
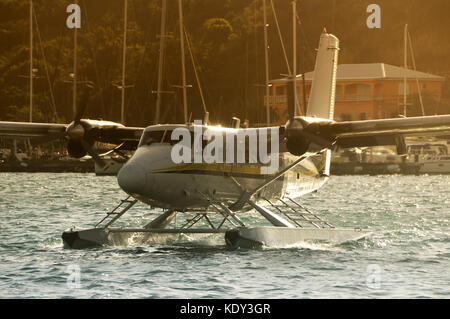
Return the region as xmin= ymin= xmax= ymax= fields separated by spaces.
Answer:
xmin=152 ymin=163 xmax=261 ymax=175
xmin=151 ymin=153 xmax=327 ymax=177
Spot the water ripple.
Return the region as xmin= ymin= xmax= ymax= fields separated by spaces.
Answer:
xmin=0 ymin=173 xmax=449 ymax=298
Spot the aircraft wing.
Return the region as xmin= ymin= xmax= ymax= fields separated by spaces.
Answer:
xmin=326 ymin=115 xmax=450 ymax=149
xmin=286 ymin=115 xmax=450 ymax=154
xmin=0 ymin=121 xmax=68 ymax=139
xmin=83 ymin=125 xmax=144 ymax=144
xmin=0 ymin=120 xmax=144 ymax=165
xmin=0 ymin=120 xmax=144 ymax=143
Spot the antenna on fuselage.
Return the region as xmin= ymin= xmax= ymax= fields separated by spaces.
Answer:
xmin=203 ymin=111 xmax=209 ymax=125
xmin=231 ymin=117 xmax=241 ymax=129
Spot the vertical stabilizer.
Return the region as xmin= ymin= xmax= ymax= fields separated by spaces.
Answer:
xmin=306 ymin=31 xmax=339 ymax=120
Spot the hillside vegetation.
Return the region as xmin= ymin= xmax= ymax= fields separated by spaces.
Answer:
xmin=0 ymin=0 xmax=449 ymax=126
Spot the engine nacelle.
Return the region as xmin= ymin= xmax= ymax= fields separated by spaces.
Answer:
xmin=65 ymin=119 xmax=125 ymax=159
xmin=285 ymin=117 xmax=309 ymax=156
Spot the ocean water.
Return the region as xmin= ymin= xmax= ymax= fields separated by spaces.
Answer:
xmin=0 ymin=173 xmax=448 ymax=299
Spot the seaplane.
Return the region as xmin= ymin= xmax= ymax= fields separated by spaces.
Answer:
xmin=1 ymin=31 xmax=450 ymax=249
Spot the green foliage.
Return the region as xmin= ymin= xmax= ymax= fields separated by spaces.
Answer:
xmin=203 ymin=18 xmax=233 ymax=42
xmin=0 ymin=0 xmax=449 ymax=126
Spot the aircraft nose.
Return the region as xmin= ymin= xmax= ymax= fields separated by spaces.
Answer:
xmin=117 ymin=162 xmax=147 ymax=194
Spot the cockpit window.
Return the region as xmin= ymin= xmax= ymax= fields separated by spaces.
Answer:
xmin=138 ymin=130 xmax=165 ymax=147
xmin=162 ymin=130 xmax=177 ymax=145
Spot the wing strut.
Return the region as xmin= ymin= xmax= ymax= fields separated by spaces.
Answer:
xmin=229 ymin=153 xmax=313 ymax=211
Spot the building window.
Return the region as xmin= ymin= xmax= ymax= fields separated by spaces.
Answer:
xmin=374 ymin=83 xmax=383 ymax=100
xmin=336 ymin=85 xmax=343 ymax=101
xmin=276 ymin=85 xmax=285 ymax=96
xmin=398 ymin=82 xmax=410 ymax=95
xmin=344 ymin=84 xmax=371 ymax=101
xmin=340 ymin=113 xmax=353 ymax=121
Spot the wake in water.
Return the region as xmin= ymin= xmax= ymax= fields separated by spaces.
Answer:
xmin=265 ymin=241 xmax=345 ymax=251
xmin=130 ymin=232 xmax=227 ymax=248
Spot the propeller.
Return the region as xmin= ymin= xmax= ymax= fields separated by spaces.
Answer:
xmin=65 ymin=82 xmax=107 ymax=168
xmin=284 ymin=76 xmax=335 ymax=156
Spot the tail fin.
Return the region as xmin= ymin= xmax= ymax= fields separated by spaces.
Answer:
xmin=306 ymin=31 xmax=339 ymax=120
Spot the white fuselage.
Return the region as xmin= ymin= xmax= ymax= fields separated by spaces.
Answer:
xmin=117 ymin=124 xmax=330 ymax=210
xmin=116 ymin=32 xmax=340 ymax=211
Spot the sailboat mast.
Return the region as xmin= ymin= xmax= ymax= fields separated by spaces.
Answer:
xmin=407 ymin=29 xmax=425 ymax=116
xmin=292 ymin=0 xmax=297 ymax=116
xmin=403 ymin=24 xmax=408 ymax=117
xmin=178 ymin=0 xmax=188 ymax=124
xmin=263 ymin=0 xmax=270 ymax=126
xmin=121 ymin=0 xmax=128 ymax=124
xmin=270 ymin=0 xmax=291 ymax=76
xmin=155 ymin=0 xmax=167 ymax=124
xmin=73 ymin=0 xmax=78 ymax=118
xmin=29 ymin=0 xmax=33 ymax=122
